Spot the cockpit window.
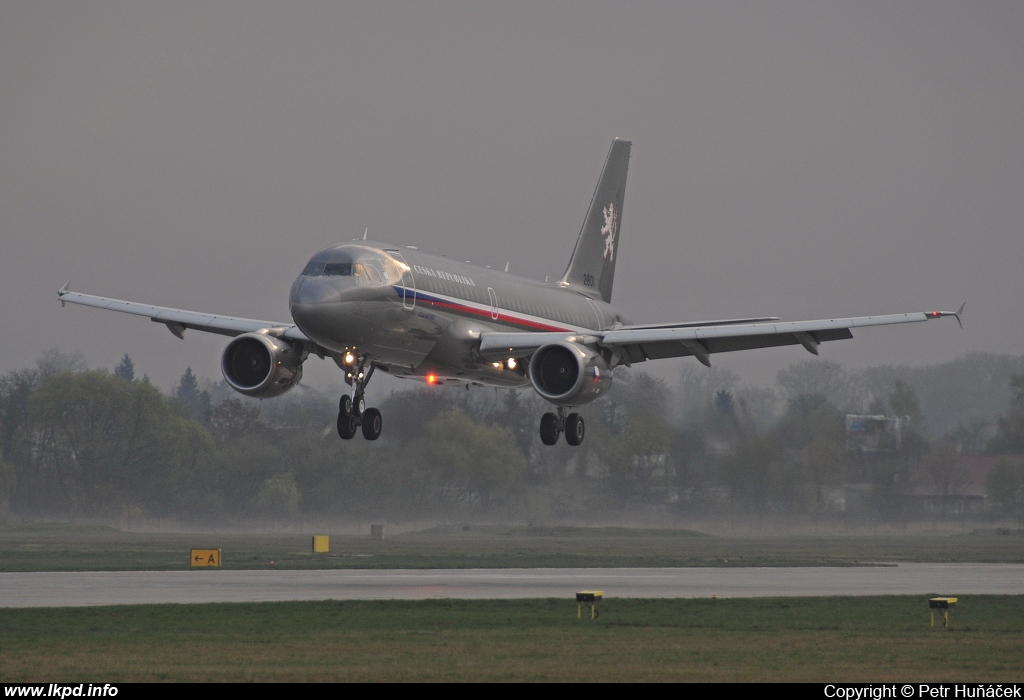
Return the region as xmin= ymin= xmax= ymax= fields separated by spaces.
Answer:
xmin=323 ymin=262 xmax=353 ymax=276
xmin=303 ymin=261 xmax=355 ymax=277
xmin=304 ymin=255 xmax=385 ymax=282
xmin=354 ymin=263 xmax=383 ymax=283
xmin=302 ymin=261 xmax=326 ymax=276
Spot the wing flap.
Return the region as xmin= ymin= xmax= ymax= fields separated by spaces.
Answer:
xmin=478 ymin=331 xmax=578 ymax=359
xmin=619 ymin=327 xmax=854 ymax=363
xmin=612 ymin=316 xmax=780 ymax=331
xmin=599 ymin=312 xmax=928 ymax=346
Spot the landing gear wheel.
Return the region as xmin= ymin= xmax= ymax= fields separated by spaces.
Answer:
xmin=540 ymin=412 xmax=560 ymax=446
xmin=337 ymin=358 xmax=378 ymax=442
xmin=361 ymin=408 xmax=382 ymax=440
xmin=337 ymin=412 xmax=359 ymax=440
xmin=565 ymin=413 xmax=585 ymax=446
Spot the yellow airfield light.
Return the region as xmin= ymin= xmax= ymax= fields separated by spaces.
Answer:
xmin=929 ymin=597 xmax=958 ymax=628
xmin=576 ymin=590 xmax=603 ymax=620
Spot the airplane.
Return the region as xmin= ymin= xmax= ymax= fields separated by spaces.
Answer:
xmin=58 ymin=138 xmax=963 ymax=446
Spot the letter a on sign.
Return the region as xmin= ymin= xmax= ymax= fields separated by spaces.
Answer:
xmin=191 ymin=548 xmax=221 ymax=567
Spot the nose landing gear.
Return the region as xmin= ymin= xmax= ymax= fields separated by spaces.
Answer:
xmin=337 ymin=398 xmax=360 ymax=440
xmin=337 ymin=360 xmax=382 ymax=441
xmin=539 ymin=406 xmax=585 ymax=446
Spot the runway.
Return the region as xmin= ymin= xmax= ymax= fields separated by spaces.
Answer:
xmin=1 ymin=563 xmax=1023 ymax=608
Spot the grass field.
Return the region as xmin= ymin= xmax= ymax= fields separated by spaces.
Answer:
xmin=1 ymin=523 xmax=1022 ymax=571
xmin=3 ymin=525 xmax=1022 ymax=681
xmin=1 ymin=596 xmax=1021 ymax=682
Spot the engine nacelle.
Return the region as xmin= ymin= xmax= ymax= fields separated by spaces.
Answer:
xmin=528 ymin=341 xmax=612 ymax=406
xmin=221 ymin=332 xmax=304 ymax=398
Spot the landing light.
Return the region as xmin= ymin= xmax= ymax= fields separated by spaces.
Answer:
xmin=492 ymin=362 xmax=502 ymax=369
xmin=507 ymin=358 xmax=517 ymax=370
xmin=343 ymin=352 xmax=356 ymax=365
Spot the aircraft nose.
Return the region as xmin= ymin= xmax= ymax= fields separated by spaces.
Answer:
xmin=289 ymin=277 xmax=343 ymax=324
xmin=291 ymin=277 xmax=335 ymax=307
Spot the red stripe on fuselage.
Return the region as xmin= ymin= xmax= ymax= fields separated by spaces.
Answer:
xmin=423 ymin=296 xmax=572 ymax=333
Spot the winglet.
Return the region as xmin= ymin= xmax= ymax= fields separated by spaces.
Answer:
xmin=58 ymin=281 xmax=70 ymax=307
xmin=924 ymin=302 xmax=965 ymax=329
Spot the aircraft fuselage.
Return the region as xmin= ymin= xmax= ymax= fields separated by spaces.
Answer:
xmin=288 ymin=242 xmax=627 ymax=387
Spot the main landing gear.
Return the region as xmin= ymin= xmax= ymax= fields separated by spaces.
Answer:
xmin=539 ymin=406 xmax=585 ymax=447
xmin=337 ymin=361 xmax=382 ymax=441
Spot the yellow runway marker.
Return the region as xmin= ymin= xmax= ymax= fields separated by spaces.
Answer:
xmin=191 ymin=549 xmax=221 ymax=568
xmin=576 ymin=590 xmax=603 ymax=620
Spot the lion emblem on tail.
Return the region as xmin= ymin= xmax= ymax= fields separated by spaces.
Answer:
xmin=600 ymin=202 xmax=618 ymax=262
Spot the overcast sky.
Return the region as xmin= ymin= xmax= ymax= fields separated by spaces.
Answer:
xmin=2 ymin=1 xmax=1021 ymax=393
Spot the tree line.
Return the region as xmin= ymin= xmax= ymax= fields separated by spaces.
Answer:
xmin=0 ymin=349 xmax=1021 ymax=525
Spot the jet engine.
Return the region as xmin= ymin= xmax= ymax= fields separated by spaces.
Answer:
xmin=528 ymin=341 xmax=612 ymax=406
xmin=221 ymin=332 xmax=304 ymax=398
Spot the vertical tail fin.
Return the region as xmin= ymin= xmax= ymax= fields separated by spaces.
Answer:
xmin=558 ymin=138 xmax=631 ymax=303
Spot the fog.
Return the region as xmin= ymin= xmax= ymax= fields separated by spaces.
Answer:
xmin=2 ymin=2 xmax=1021 ymax=393
xmin=3 ymin=347 xmax=1022 ymax=531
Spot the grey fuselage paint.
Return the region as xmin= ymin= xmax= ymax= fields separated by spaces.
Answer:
xmin=289 ymin=242 xmax=629 ymax=386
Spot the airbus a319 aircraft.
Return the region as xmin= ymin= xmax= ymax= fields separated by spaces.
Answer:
xmin=59 ymin=139 xmax=962 ymax=446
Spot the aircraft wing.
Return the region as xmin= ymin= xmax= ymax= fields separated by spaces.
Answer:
xmin=57 ymin=284 xmax=312 ymax=343
xmin=478 ymin=306 xmax=964 ymax=366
